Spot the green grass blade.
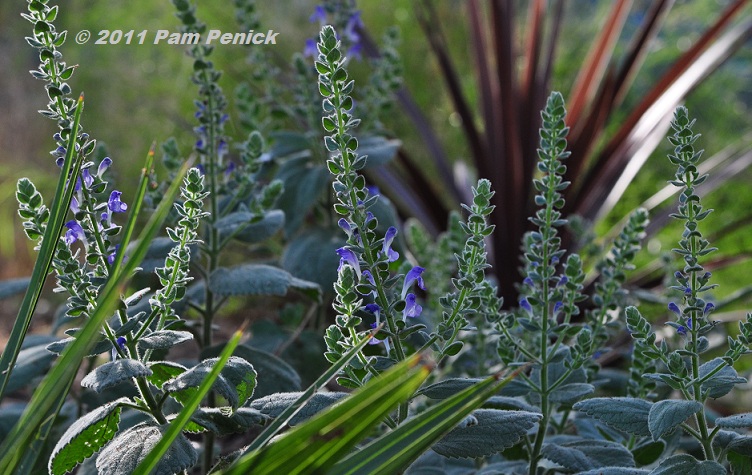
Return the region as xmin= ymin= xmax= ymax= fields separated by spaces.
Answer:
xmin=235 ymin=331 xmax=376 ymax=457
xmin=134 ymin=328 xmax=244 ymax=475
xmin=222 ymin=354 xmax=430 ymax=475
xmin=0 ymin=160 xmax=190 ymax=475
xmin=0 ymin=95 xmax=85 ymax=401
xmin=329 ymin=368 xmax=525 ymax=475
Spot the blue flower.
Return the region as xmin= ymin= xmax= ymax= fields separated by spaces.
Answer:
xmin=403 ymin=293 xmax=422 ymax=320
xmin=703 ymin=302 xmax=715 ymax=315
xmin=402 ymin=266 xmax=426 ymax=298
xmin=366 ymin=185 xmax=380 ymax=197
xmin=82 ymin=169 xmax=94 ymax=189
xmin=224 ymin=161 xmax=236 ymax=178
xmin=97 ymin=157 xmax=112 ymax=176
xmin=523 ymin=277 xmax=534 ymax=287
xmin=338 ymin=218 xmax=353 ymax=235
xmin=309 ymin=5 xmax=327 ymax=24
xmin=304 ymin=38 xmax=318 ymax=58
xmin=557 ymin=276 xmax=568 ymax=287
xmin=365 ymin=211 xmax=375 ymax=224
xmin=553 ymin=301 xmax=563 ymax=314
xmin=196 ymin=164 xmax=206 ymax=176
xmin=381 ymin=226 xmax=399 ymax=262
xmin=336 ymin=247 xmax=361 ymax=277
xmin=108 ymin=190 xmax=128 ymax=213
xmin=348 ymin=43 xmax=363 ymax=60
xmin=677 ymin=318 xmax=693 ymax=336
xmin=107 ymin=245 xmax=120 ymax=265
xmin=344 ymin=11 xmax=363 ymax=43
xmin=64 ymin=220 xmax=86 ymax=246
xmin=361 ymin=269 xmax=375 ymax=286
xmin=70 ymin=195 xmax=80 ymax=215
xmin=668 ymin=302 xmax=681 ymax=316
xmin=520 ymin=298 xmax=532 ymax=314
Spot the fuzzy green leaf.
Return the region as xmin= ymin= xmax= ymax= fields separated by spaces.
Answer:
xmin=716 ymin=412 xmax=752 ymax=429
xmin=419 ymin=378 xmax=484 ymax=399
xmin=209 ymin=264 xmax=321 ymax=301
xmin=95 ymin=423 xmax=197 ymax=475
xmin=541 ymin=440 xmax=636 ymax=473
xmin=432 ymin=409 xmax=540 ymax=458
xmin=49 ymin=398 xmax=129 ymax=475
xmin=648 ymin=399 xmax=702 ymax=441
xmin=4 ymin=344 xmax=55 ymax=394
xmin=215 ymin=209 xmax=284 ymax=243
xmin=201 ymin=344 xmax=300 ymax=398
xmin=137 ymin=330 xmax=193 ymax=350
xmin=187 ymin=407 xmax=267 ymax=435
xmin=163 ymin=357 xmax=239 ymax=411
xmin=650 ymin=454 xmax=726 ymax=475
xmin=80 ymin=359 xmax=152 ymax=393
xmin=0 ymin=278 xmax=31 ymax=300
xmin=282 ymin=228 xmax=345 ymax=292
xmin=573 ymin=397 xmax=652 ymax=436
xmin=578 ymin=469 xmax=649 ymax=475
xmin=699 ymin=358 xmax=747 ymax=398
xmin=250 ymin=392 xmax=348 ymax=426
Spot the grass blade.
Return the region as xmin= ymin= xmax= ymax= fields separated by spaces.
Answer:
xmin=0 ymin=94 xmax=85 ymax=402
xmin=329 ymin=368 xmax=525 ymax=475
xmin=134 ymin=328 xmax=244 ymax=474
xmin=0 ymin=159 xmax=190 ymax=474
xmin=222 ymin=354 xmax=430 ymax=475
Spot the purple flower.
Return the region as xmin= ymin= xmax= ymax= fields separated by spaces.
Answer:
xmin=338 ymin=218 xmax=353 ymax=236
xmin=553 ymin=301 xmax=563 ymax=314
xmin=703 ymin=302 xmax=715 ymax=315
xmin=196 ymin=164 xmax=206 ymax=176
xmin=344 ymin=11 xmax=363 ymax=43
xmin=107 ymin=245 xmax=120 ymax=265
xmin=108 ymin=190 xmax=128 ymax=213
xmin=56 ymin=157 xmax=65 ymax=168
xmin=309 ymin=5 xmax=327 ymax=24
xmin=381 ymin=226 xmax=399 ymax=262
xmin=365 ymin=212 xmax=375 ymax=224
xmin=361 ymin=270 xmax=376 ymax=286
xmin=348 ymin=43 xmax=363 ymax=60
xmin=97 ymin=157 xmax=112 ymax=176
xmin=366 ymin=185 xmax=380 ymax=197
xmin=116 ymin=336 xmax=126 ymax=348
xmin=336 ymin=247 xmax=361 ymax=277
xmin=218 ymin=140 xmax=229 ymax=158
xmin=520 ymin=298 xmax=532 ymax=314
xmin=70 ymin=196 xmax=80 ymax=215
xmin=224 ymin=161 xmax=236 ymax=178
xmin=64 ymin=220 xmax=86 ymax=246
xmin=402 ymin=266 xmax=426 ymax=298
xmin=82 ymin=169 xmax=94 ymax=188
xmin=403 ymin=293 xmax=422 ymax=320
xmin=557 ymin=276 xmax=568 ymax=287
xmin=523 ymin=277 xmax=534 ymax=287
xmin=668 ymin=302 xmax=681 ymax=316
xmin=304 ymin=38 xmax=318 ymax=58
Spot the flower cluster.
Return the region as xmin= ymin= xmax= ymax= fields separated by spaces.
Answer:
xmin=305 ymin=3 xmax=364 ymax=60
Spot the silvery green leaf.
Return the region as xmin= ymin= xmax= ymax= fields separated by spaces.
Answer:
xmin=541 ymin=440 xmax=635 ymax=472
xmin=201 ymin=343 xmax=301 ymax=398
xmin=648 ymin=399 xmax=702 ymax=441
xmin=650 ymin=454 xmax=726 ymax=475
xmin=209 ymin=264 xmax=321 ymax=301
xmin=699 ymin=358 xmax=747 ymax=398
xmin=484 ymin=396 xmax=538 ymax=412
xmin=716 ymin=412 xmax=752 ymax=429
xmin=419 ymin=378 xmax=484 ymax=399
xmin=632 ymin=439 xmax=666 ymax=466
xmin=477 ymin=460 xmax=529 ymax=475
xmin=95 ymin=423 xmax=197 ymax=475
xmin=219 ymin=356 xmax=257 ymax=407
xmin=147 ymin=361 xmax=187 ymax=390
xmin=282 ymin=228 xmax=345 ymax=291
xmin=274 ymin=155 xmax=330 ymax=236
xmin=46 ymin=337 xmax=113 ymax=356
xmin=137 ymin=330 xmax=193 ymax=350
xmin=0 ymin=277 xmax=31 ymax=300
xmin=185 ymin=407 xmax=267 ymax=435
xmin=573 ymin=397 xmax=652 ymax=436
xmin=49 ymin=398 xmax=129 ymax=475
xmin=432 ymin=410 xmax=541 ymax=458
xmin=250 ymin=391 xmax=348 ymax=426
xmin=357 ymin=136 xmax=401 ymax=168
xmin=578 ymin=469 xmax=649 ymax=475
xmin=163 ymin=357 xmax=238 ymax=410
xmin=549 ymin=383 xmax=594 ymax=405
xmin=728 ymin=437 xmax=752 ymax=457
xmin=215 ymin=209 xmax=285 ymax=243
xmin=5 ymin=344 xmax=55 ymax=393
xmin=81 ymin=359 xmax=151 ymax=392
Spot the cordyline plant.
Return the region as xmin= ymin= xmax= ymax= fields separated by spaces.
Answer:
xmin=357 ymin=0 xmax=752 ymax=305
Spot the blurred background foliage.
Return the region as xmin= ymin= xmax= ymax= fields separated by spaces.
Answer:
xmin=0 ymin=0 xmax=750 ymax=323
